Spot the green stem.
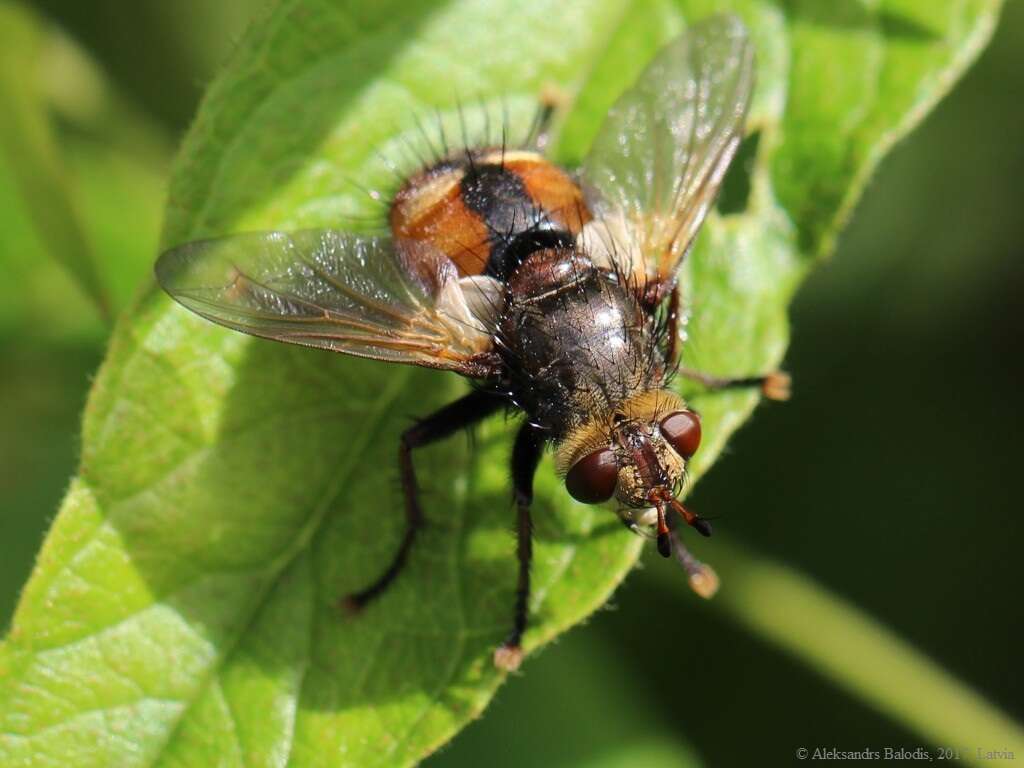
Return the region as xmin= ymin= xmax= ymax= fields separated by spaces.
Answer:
xmin=646 ymin=538 xmax=1024 ymax=765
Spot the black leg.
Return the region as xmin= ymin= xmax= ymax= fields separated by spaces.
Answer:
xmin=493 ymin=422 xmax=546 ymax=671
xmin=652 ymin=284 xmax=789 ymax=401
xmin=525 ymin=103 xmax=555 ymax=151
xmin=524 ymin=86 xmax=566 ymax=151
xmin=677 ymin=366 xmax=791 ymax=401
xmin=665 ymin=285 xmax=681 ymax=365
xmin=344 ymin=389 xmax=505 ymax=611
xmin=621 ymin=511 xmax=719 ymax=599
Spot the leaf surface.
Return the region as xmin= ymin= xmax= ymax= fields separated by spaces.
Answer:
xmin=0 ymin=1 xmax=1002 ymax=765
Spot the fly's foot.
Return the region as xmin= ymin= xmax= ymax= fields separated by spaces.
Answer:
xmin=493 ymin=643 xmax=525 ymax=672
xmin=686 ymin=562 xmax=720 ymax=599
xmin=338 ymin=594 xmax=365 ymax=616
xmin=670 ymin=527 xmax=720 ymax=599
xmin=762 ymin=370 xmax=792 ymax=401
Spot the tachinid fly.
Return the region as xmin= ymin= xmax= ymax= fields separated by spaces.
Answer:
xmin=156 ymin=15 xmax=789 ymax=671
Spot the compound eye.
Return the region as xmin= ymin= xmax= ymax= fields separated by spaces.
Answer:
xmin=660 ymin=410 xmax=701 ymax=459
xmin=565 ymin=448 xmax=619 ymax=504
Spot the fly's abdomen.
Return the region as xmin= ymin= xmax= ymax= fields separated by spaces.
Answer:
xmin=389 ymin=150 xmax=591 ymax=280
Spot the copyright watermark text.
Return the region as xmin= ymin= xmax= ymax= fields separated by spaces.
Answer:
xmin=794 ymin=747 xmax=1016 ymax=761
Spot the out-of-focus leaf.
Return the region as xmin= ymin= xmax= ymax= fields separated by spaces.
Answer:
xmin=29 ymin=0 xmax=267 ymax=133
xmin=0 ymin=1 xmax=1002 ymax=766
xmin=581 ymin=744 xmax=700 ymax=768
xmin=0 ymin=3 xmax=111 ymax=321
xmin=0 ymin=3 xmax=169 ymax=331
xmin=0 ymin=149 xmax=99 ymax=340
xmin=0 ymin=139 xmax=165 ymax=341
xmin=67 ymin=144 xmax=165 ymax=311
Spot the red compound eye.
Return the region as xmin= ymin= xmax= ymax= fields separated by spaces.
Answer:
xmin=565 ymin=448 xmax=619 ymax=504
xmin=660 ymin=410 xmax=701 ymax=459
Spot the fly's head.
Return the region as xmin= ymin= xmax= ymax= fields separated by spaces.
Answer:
xmin=556 ymin=389 xmax=711 ymax=555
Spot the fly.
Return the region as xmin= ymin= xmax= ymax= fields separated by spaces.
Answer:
xmin=156 ymin=15 xmax=789 ymax=671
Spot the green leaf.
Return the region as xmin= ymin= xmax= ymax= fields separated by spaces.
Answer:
xmin=0 ymin=3 xmax=112 ymax=321
xmin=0 ymin=148 xmax=102 ymax=341
xmin=0 ymin=1 xmax=1003 ymax=766
xmin=0 ymin=2 xmax=169 ymax=332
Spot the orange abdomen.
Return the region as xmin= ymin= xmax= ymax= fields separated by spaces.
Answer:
xmin=389 ymin=150 xmax=591 ymax=278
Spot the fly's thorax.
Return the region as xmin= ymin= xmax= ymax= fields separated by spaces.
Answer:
xmin=555 ymin=389 xmax=690 ymax=509
xmin=498 ymin=257 xmax=662 ymax=435
xmin=505 ymin=246 xmax=593 ymax=299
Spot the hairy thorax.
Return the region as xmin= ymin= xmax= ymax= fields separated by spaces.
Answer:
xmin=498 ymin=249 xmax=664 ymax=438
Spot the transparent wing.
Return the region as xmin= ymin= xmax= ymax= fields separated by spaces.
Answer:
xmin=155 ymin=230 xmax=502 ymax=377
xmin=579 ymin=14 xmax=754 ymax=287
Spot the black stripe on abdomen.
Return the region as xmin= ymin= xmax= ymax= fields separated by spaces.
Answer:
xmin=460 ymin=163 xmax=570 ymax=278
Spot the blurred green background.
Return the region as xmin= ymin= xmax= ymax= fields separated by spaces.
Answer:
xmin=1 ymin=2 xmax=1020 ymax=765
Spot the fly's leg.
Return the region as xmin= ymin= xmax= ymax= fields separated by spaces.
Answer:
xmin=493 ymin=422 xmax=546 ymax=671
xmin=669 ymin=526 xmax=720 ymax=599
xmin=343 ymin=390 xmax=505 ymax=612
xmin=621 ymin=514 xmax=719 ymax=599
xmin=524 ymin=85 xmax=567 ymax=152
xmin=665 ymin=284 xmax=681 ymax=364
xmin=676 ymin=366 xmax=791 ymax=401
xmin=652 ymin=284 xmax=790 ymax=400
xmin=642 ymin=280 xmax=682 ymax=363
